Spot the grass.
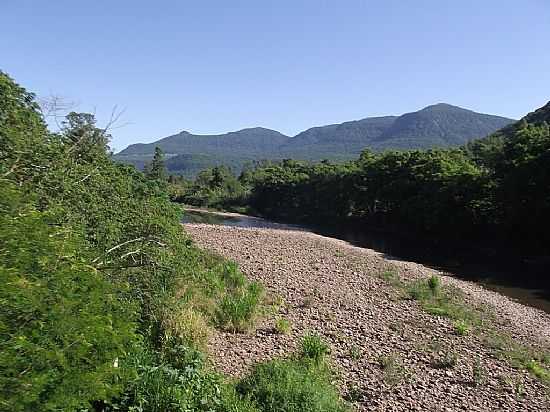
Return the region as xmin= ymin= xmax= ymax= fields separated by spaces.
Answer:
xmin=301 ymin=333 xmax=330 ymax=363
xmin=430 ymin=351 xmax=458 ymax=369
xmin=405 ymin=277 xmax=481 ymax=325
xmin=483 ymin=331 xmax=550 ymax=386
xmin=403 ymin=275 xmax=550 ymax=387
xmin=348 ymin=345 xmax=362 ymax=361
xmin=378 ymin=354 xmax=409 ymax=386
xmin=216 ymin=282 xmax=264 ymax=332
xmin=275 ymin=318 xmax=292 ymax=334
xmin=453 ymin=320 xmax=469 ymax=336
xmin=472 ymin=358 xmax=485 ymax=386
xmin=237 ymin=335 xmax=349 ymax=412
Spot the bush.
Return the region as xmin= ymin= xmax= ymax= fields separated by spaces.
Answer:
xmin=0 ymin=184 xmax=139 ymax=411
xmin=110 ymin=345 xmax=259 ymax=412
xmin=237 ymin=359 xmax=348 ymax=412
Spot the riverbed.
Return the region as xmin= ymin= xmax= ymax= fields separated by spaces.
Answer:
xmin=183 ymin=216 xmax=550 ymax=411
xmin=182 ymin=208 xmax=550 ymax=314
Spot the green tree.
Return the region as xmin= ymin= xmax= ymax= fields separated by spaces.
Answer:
xmin=145 ymin=146 xmax=167 ymax=181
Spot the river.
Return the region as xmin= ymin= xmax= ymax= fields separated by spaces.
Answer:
xmin=182 ymin=209 xmax=550 ymax=314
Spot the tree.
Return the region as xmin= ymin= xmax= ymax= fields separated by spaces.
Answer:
xmin=145 ymin=146 xmax=166 ymax=180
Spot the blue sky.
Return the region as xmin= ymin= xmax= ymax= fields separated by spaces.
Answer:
xmin=2 ymin=0 xmax=549 ymax=151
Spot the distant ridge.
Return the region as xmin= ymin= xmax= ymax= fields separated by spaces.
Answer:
xmin=114 ymin=103 xmax=514 ymax=177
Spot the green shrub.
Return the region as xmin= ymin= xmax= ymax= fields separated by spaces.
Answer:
xmin=301 ymin=333 xmax=330 ymax=363
xmin=0 ymin=72 xmax=263 ymax=411
xmin=110 ymin=345 xmax=258 ymax=412
xmin=0 ymin=185 xmax=139 ymax=411
xmin=237 ymin=359 xmax=349 ymax=412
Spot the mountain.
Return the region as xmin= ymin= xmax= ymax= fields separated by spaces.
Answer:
xmin=114 ymin=103 xmax=514 ymax=177
xmin=371 ymin=103 xmax=514 ymax=149
xmin=278 ymin=116 xmax=397 ymax=160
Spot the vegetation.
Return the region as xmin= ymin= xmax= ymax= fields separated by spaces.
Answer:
xmin=300 ymin=333 xmax=331 ymax=364
xmin=237 ymin=335 xmax=349 ymax=412
xmin=172 ymin=102 xmax=549 ymax=255
xmin=114 ymin=104 xmax=513 ymax=177
xmin=0 ymin=72 xmax=347 ymax=411
xmin=378 ymin=354 xmax=408 ymax=386
xmin=275 ymin=318 xmax=292 ymax=335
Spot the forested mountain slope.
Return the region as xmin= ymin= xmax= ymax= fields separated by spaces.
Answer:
xmin=115 ymin=104 xmax=513 ymax=177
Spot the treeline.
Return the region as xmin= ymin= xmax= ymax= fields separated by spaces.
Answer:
xmin=1 ymin=72 xmax=348 ymax=411
xmin=179 ymin=104 xmax=550 ymax=256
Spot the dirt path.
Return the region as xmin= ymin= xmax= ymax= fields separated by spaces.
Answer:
xmin=185 ymin=223 xmax=550 ymax=411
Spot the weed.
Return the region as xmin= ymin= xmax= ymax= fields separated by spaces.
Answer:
xmin=344 ymin=385 xmax=362 ymax=402
xmin=237 ymin=358 xmax=349 ymax=412
xmin=349 ymin=345 xmax=362 ymax=361
xmin=428 ymin=275 xmax=441 ymax=293
xmin=161 ymin=305 xmax=211 ymax=351
xmin=472 ymin=358 xmax=485 ymax=386
xmin=378 ymin=354 xmax=408 ymax=386
xmin=302 ymin=296 xmax=314 ymax=308
xmin=431 ymin=351 xmax=458 ymax=369
xmin=301 ymin=333 xmax=330 ymax=363
xmin=454 ymin=320 xmax=469 ymax=336
xmin=484 ymin=331 xmax=550 ymax=386
xmin=379 ymin=269 xmax=401 ymax=286
xmin=216 ymin=282 xmax=264 ymax=332
xmin=275 ymin=318 xmax=292 ymax=335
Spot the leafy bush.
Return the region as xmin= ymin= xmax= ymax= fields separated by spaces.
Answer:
xmin=0 ymin=184 xmax=139 ymax=411
xmin=0 ymin=71 xmax=265 ymax=411
xmin=105 ymin=344 xmax=259 ymax=412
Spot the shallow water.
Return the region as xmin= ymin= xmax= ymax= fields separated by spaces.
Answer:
xmin=183 ymin=209 xmax=550 ymax=314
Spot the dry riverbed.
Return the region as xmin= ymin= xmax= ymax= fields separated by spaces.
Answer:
xmin=185 ymin=222 xmax=550 ymax=411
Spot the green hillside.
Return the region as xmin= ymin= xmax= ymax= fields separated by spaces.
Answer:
xmin=114 ymin=104 xmax=514 ymax=176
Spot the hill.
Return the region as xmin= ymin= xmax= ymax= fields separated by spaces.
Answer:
xmin=114 ymin=104 xmax=514 ymax=176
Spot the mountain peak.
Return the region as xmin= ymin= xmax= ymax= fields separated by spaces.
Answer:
xmin=418 ymin=103 xmax=468 ymax=112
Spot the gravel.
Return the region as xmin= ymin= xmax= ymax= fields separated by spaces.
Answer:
xmin=185 ymin=223 xmax=550 ymax=411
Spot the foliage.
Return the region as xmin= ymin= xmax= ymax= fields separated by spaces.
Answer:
xmin=238 ymin=109 xmax=550 ymax=255
xmin=175 ymin=165 xmax=249 ymax=210
xmin=0 ymin=183 xmax=139 ymax=412
xmin=144 ymin=146 xmax=167 ymax=181
xmin=0 ymin=71 xmax=269 ymax=411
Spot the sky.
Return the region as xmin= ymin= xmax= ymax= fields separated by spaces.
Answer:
xmin=2 ymin=0 xmax=550 ymax=151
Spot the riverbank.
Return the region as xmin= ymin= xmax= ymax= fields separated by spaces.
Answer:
xmin=185 ymin=222 xmax=550 ymax=411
